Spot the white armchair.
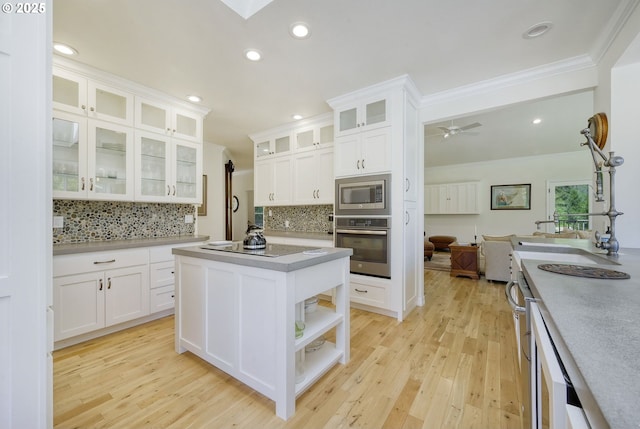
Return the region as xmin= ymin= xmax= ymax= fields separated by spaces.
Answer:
xmin=480 ymin=236 xmax=515 ymax=282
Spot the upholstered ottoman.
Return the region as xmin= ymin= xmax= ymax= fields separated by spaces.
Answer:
xmin=428 ymin=235 xmax=457 ymax=251
xmin=424 ymin=240 xmax=435 ymax=261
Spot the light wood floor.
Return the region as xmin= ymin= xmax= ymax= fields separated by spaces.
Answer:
xmin=53 ymin=270 xmax=522 ymax=428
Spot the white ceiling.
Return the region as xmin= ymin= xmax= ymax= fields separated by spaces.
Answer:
xmin=53 ymin=0 xmax=631 ymax=170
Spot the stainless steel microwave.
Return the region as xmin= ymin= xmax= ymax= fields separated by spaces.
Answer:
xmin=334 ymin=174 xmax=391 ymax=216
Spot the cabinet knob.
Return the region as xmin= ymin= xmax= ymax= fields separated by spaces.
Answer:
xmin=81 ymin=105 xmax=86 ymax=111
xmin=90 ymin=107 xmax=95 ymax=112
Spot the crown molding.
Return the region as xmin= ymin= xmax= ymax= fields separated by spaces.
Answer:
xmin=589 ymin=0 xmax=640 ymax=64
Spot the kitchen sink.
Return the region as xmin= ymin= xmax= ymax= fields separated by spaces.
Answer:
xmin=513 ymin=249 xmax=618 ymax=266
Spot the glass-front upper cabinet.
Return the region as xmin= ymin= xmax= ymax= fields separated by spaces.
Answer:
xmin=53 ymin=67 xmax=134 ymax=126
xmin=135 ymin=131 xmax=171 ymax=201
xmin=52 ymin=112 xmax=88 ymax=199
xmin=135 ymin=97 xmax=202 ymax=143
xmin=295 ymin=123 xmax=334 ymax=152
xmin=336 ymin=97 xmax=389 ymax=136
xmin=88 ymin=121 xmax=134 ymax=201
xmin=173 ymin=140 xmax=201 ymax=203
xmin=254 ymin=133 xmax=291 ymax=159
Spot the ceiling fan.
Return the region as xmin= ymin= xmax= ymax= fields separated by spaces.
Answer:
xmin=437 ymin=121 xmax=482 ymax=138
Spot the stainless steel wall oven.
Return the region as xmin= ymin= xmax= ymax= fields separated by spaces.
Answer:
xmin=335 ymin=217 xmax=390 ymax=278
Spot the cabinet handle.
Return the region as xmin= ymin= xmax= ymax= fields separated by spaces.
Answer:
xmin=405 ymin=211 xmax=410 ymax=225
xmin=356 ymin=160 xmax=360 ymax=170
xmin=93 ymin=259 xmax=116 ymax=264
xmin=171 ymin=271 xmax=175 ymax=274
xmin=354 ymin=288 xmax=368 ymax=293
xmin=172 ymin=185 xmax=176 ymax=196
xmin=166 ymin=128 xmax=171 ymax=133
xmin=99 ymin=279 xmax=103 ymax=291
xmin=405 ymin=178 xmax=410 ymax=192
xmin=167 ymin=185 xmax=171 ymax=196
xmin=316 ymin=189 xmax=320 ymax=198
xmin=107 ymin=278 xmax=111 ymax=289
xmin=171 ymin=294 xmax=175 ymax=298
xmin=81 ymin=105 xmax=86 ymax=111
xmin=173 ymin=129 xmax=176 ymax=133
xmin=362 ymin=159 xmax=365 ymax=169
xmin=81 ymin=177 xmax=85 ymax=190
xmin=361 ymin=122 xmax=366 ymax=127
xmin=90 ymin=107 xmax=95 ymax=112
xmin=89 ymin=177 xmax=94 ymax=191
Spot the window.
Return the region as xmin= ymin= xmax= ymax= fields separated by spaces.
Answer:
xmin=547 ymin=180 xmax=591 ymax=232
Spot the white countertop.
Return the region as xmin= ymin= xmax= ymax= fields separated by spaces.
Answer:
xmin=514 ymin=237 xmax=639 ymax=429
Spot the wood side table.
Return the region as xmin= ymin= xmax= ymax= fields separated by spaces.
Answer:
xmin=450 ymin=242 xmax=479 ymax=279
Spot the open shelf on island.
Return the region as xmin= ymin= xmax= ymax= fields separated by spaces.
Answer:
xmin=295 ymin=341 xmax=342 ymax=397
xmin=295 ymin=306 xmax=342 ymax=352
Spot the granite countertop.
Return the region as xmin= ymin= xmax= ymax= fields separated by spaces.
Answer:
xmin=53 ymin=235 xmax=210 ymax=255
xmin=514 ymin=237 xmax=639 ymax=429
xmin=173 ymin=244 xmax=351 ymax=272
xmin=262 ymin=229 xmax=334 ymax=241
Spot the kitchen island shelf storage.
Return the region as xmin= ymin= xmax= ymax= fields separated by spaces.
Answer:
xmin=172 ymin=245 xmax=352 ymax=420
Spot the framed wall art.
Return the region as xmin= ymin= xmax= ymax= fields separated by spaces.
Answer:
xmin=491 ymin=184 xmax=531 ymax=210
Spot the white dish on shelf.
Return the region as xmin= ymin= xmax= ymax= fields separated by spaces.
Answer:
xmin=304 ymin=296 xmax=318 ymax=313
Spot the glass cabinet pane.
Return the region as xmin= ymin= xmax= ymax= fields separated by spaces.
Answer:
xmin=94 ymin=126 xmax=127 ymax=195
xmin=52 ymin=117 xmax=80 ymax=192
xmin=275 ymin=136 xmax=290 ymax=153
xmin=95 ymin=89 xmax=127 ymax=120
xmin=256 ymin=141 xmax=270 ymax=158
xmin=140 ymin=102 xmax=168 ymax=130
xmin=175 ymin=113 xmax=197 ymax=138
xmin=175 ymin=144 xmax=197 ymax=198
xmin=296 ymin=129 xmax=314 ymax=149
xmin=53 ymin=75 xmax=80 ymax=110
xmin=319 ymin=124 xmax=334 ymax=144
xmin=366 ymin=99 xmax=386 ymax=126
xmin=339 ymin=107 xmax=358 ymax=132
xmin=140 ymin=136 xmax=168 ymax=197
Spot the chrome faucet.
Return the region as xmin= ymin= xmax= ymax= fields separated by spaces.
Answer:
xmin=579 ymin=127 xmax=624 ymax=255
xmin=534 ymin=211 xmax=559 ymax=229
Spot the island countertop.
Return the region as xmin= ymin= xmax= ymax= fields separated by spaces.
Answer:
xmin=173 ymin=244 xmax=351 ymax=272
xmin=515 ymin=239 xmax=640 ymax=429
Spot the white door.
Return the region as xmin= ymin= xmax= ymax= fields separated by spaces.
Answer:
xmin=546 ymin=180 xmax=592 ymax=233
xmin=0 ymin=4 xmax=52 ymax=427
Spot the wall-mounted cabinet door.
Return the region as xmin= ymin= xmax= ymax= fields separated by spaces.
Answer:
xmin=292 ymin=147 xmax=334 ymax=205
xmin=52 ymin=68 xmax=134 ymax=126
xmin=53 ymin=111 xmax=88 ymax=199
xmin=254 ymin=157 xmax=292 ymax=206
xmin=172 ymin=139 xmax=201 ymax=203
xmin=335 ymin=96 xmax=390 ymax=137
xmin=295 ymin=123 xmax=334 ymax=152
xmin=135 ymin=97 xmax=202 ymax=143
xmin=135 ymin=131 xmax=172 ymax=202
xmin=254 ymin=133 xmax=292 ymax=159
xmin=87 ymin=120 xmax=135 ymax=201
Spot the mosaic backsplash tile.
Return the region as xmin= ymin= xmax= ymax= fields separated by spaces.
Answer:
xmin=53 ymin=200 xmax=195 ymax=244
xmin=263 ymin=204 xmax=333 ymax=233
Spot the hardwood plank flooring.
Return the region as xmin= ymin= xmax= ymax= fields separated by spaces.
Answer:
xmin=53 ymin=270 xmax=522 ymax=428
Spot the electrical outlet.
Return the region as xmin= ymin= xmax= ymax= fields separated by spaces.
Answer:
xmin=53 ymin=216 xmax=64 ymax=228
xmin=185 ymin=214 xmax=194 ymax=224
xmin=268 ymin=209 xmax=272 ymax=217
xmin=285 ymin=220 xmax=290 ymax=228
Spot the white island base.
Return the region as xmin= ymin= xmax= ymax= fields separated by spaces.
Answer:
xmin=173 ymin=246 xmax=351 ymax=420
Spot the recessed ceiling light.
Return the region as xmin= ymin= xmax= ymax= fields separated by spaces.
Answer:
xmin=245 ymin=49 xmax=262 ymax=61
xmin=532 ymin=118 xmax=542 ymax=125
xmin=292 ymin=114 xmax=303 ymax=120
xmin=290 ymin=22 xmax=310 ymax=39
xmin=523 ymin=21 xmax=553 ymax=39
xmin=53 ymin=42 xmax=78 ymax=56
xmin=187 ymin=95 xmax=202 ymax=103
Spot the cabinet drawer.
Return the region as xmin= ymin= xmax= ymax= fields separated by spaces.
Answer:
xmin=350 ymin=282 xmax=387 ymax=307
xmin=150 ymin=285 xmax=175 ymax=313
xmin=150 ymin=261 xmax=175 ymax=289
xmin=54 ymin=248 xmax=149 ymax=277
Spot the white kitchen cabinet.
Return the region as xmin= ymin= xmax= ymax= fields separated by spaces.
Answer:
xmin=335 ymin=96 xmax=390 ymax=137
xmin=254 ymin=156 xmax=293 ymax=206
xmin=53 ymin=249 xmax=150 ymax=342
xmin=349 ymin=274 xmax=391 ymax=310
xmin=134 ymin=97 xmax=203 ymax=143
xmin=294 ymin=122 xmax=334 ymax=152
xmin=134 ymin=130 xmax=202 ymax=203
xmin=424 ymin=182 xmax=479 ymax=214
xmin=254 ymin=132 xmax=292 ymax=159
xmin=403 ymin=203 xmax=418 ymax=314
xmin=292 ymin=147 xmax=334 ymax=204
xmin=334 ymin=126 xmax=392 ymax=177
xmin=53 ymin=67 xmax=134 ymax=126
xmin=53 ymin=112 xmax=135 ymax=201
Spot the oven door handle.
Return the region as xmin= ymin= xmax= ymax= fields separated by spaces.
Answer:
xmin=505 ymin=280 xmax=526 ymax=314
xmin=335 ymin=229 xmax=388 ymax=236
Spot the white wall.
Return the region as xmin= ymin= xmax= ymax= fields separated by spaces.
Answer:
xmin=425 ymin=151 xmax=592 ymax=242
xmin=197 ymin=142 xmax=226 ymax=240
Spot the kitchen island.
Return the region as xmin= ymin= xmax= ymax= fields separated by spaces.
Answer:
xmin=172 ymin=243 xmax=352 ymax=420
xmin=513 ymin=238 xmax=640 ymax=429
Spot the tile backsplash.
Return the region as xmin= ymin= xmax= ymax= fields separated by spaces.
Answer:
xmin=263 ymin=204 xmax=333 ymax=233
xmin=53 ymin=200 xmax=195 ymax=244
